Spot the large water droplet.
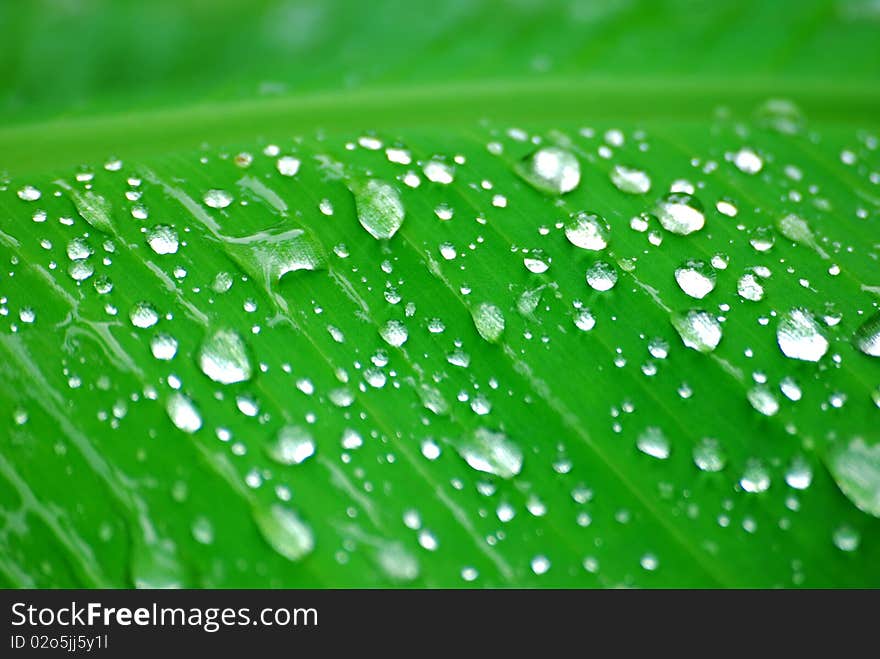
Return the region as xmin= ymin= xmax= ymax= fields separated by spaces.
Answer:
xmin=267 ymin=426 xmax=316 ymax=465
xmin=454 ymin=428 xmax=523 ymax=479
xmin=672 ymin=310 xmax=722 ymax=352
xmin=777 ymin=308 xmax=828 ymax=362
xmin=130 ymin=302 xmax=159 ymax=329
xmin=350 ymin=179 xmax=404 ymax=239
xmin=516 ymin=147 xmax=580 ymax=195
xmin=253 ymin=504 xmax=314 ymax=561
xmin=564 ymin=212 xmax=609 ymax=250
xmin=224 ymin=228 xmax=325 ymax=286
xmin=198 ymin=327 xmax=252 ymax=384
xmin=657 ymin=193 xmax=705 ymax=235
xmin=380 ymin=319 xmax=408 ymax=347
xmin=586 ymin=261 xmax=618 ymax=291
xmin=472 ymin=303 xmax=505 ymax=343
xmin=853 ymin=311 xmax=880 ymax=357
xmin=827 ymin=437 xmax=880 ymax=517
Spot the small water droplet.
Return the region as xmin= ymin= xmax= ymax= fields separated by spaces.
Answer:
xmin=586 ymin=261 xmax=618 ymax=291
xmin=693 ymin=437 xmax=726 ymax=472
xmin=130 ymin=302 xmax=159 ymax=329
xmin=853 ymin=311 xmax=880 ymax=357
xmin=267 ymin=426 xmax=316 ymax=465
xmin=253 ymin=503 xmax=314 ymax=561
xmin=146 ymin=225 xmax=179 ymax=255
xmin=657 ymin=193 xmax=705 ymax=235
xmin=674 ymin=260 xmax=716 ymax=299
xmin=455 ymin=427 xmax=523 ymax=479
xmin=350 ymin=179 xmax=404 ymax=239
xmin=276 ymin=156 xmax=301 ymax=176
xmin=832 ymin=525 xmax=860 ymax=552
xmin=380 ymin=319 xmax=408 ymax=347
xmin=827 ymin=438 xmax=880 ymax=517
xmin=150 ymin=333 xmax=178 ymax=361
xmin=733 ymin=148 xmax=763 ymax=174
xmin=610 ymin=164 xmax=651 ymax=194
xmin=472 ymin=303 xmax=505 ymax=343
xmin=564 ymin=211 xmax=609 ymax=250
xmin=166 ymin=392 xmax=202 ymax=433
xmin=203 ymin=189 xmax=233 ymax=209
xmin=737 ymin=273 xmax=764 ymax=301
xmin=637 ymin=426 xmax=670 ymax=459
xmin=740 ymin=459 xmax=771 ymax=493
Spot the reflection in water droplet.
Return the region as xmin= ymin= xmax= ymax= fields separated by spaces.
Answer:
xmin=675 ymin=260 xmax=715 ymax=299
xmin=198 ymin=327 xmax=252 ymax=385
xmin=516 ymin=147 xmax=580 ymax=195
xmin=203 ymin=189 xmax=233 ymax=209
xmin=672 ymin=310 xmax=722 ymax=352
xmin=610 ymin=164 xmax=651 ymax=194
xmin=777 ymin=308 xmax=828 ymax=362
xmin=166 ymin=392 xmax=202 ymax=433
xmin=267 ymin=426 xmax=316 ymax=465
xmin=693 ymin=437 xmax=726 ymax=472
xmin=565 ymin=211 xmax=609 ymax=250
xmin=130 ymin=302 xmax=159 ymax=328
xmin=637 ymin=427 xmax=670 ymax=459
xmin=224 ymin=228 xmax=325 ymax=286
xmin=455 ymin=427 xmax=523 ymax=479
xmin=350 ymin=179 xmax=404 ymax=239
xmin=853 ymin=311 xmax=880 ymax=357
xmin=827 ymin=438 xmax=880 ymax=517
xmin=586 ymin=261 xmax=618 ymax=291
xmin=253 ymin=504 xmax=314 ymax=562
xmin=657 ymin=193 xmax=705 ymax=235
xmin=473 ymin=303 xmax=505 ymax=343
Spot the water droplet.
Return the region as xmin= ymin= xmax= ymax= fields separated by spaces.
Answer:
xmin=740 ymin=459 xmax=771 ymax=493
xmin=531 ymin=555 xmax=551 ymax=575
xmin=224 ymin=228 xmax=325 ymax=286
xmin=455 ymin=427 xmax=523 ymax=479
xmin=472 ymin=303 xmax=505 ymax=343
xmin=853 ymin=311 xmax=880 ymax=357
xmin=674 ymin=260 xmax=716 ymax=299
xmin=610 ymin=164 xmax=651 ymax=194
xmin=17 ymin=185 xmax=41 ymax=201
xmin=785 ymin=456 xmax=813 ymax=490
xmin=150 ymin=333 xmax=178 ymax=361
xmin=146 ymin=225 xmax=179 ymax=255
xmin=777 ymin=308 xmax=828 ymax=362
xmin=747 ymin=386 xmax=779 ymax=416
xmin=198 ymin=327 xmax=252 ymax=384
xmin=574 ymin=308 xmax=596 ymax=332
xmin=253 ymin=504 xmax=314 ymax=561
xmin=203 ymin=189 xmax=233 ymax=209
xmin=693 ymin=437 xmax=726 ymax=472
xmin=67 ymin=237 xmax=92 ymax=261
xmin=737 ymin=273 xmax=764 ymax=301
xmin=380 ymin=319 xmax=408 ymax=347
xmin=832 ymin=525 xmax=860 ymax=552
xmin=777 ymin=213 xmax=815 ymax=247
xmin=166 ymin=392 xmax=202 ymax=433
xmin=586 ymin=261 xmax=618 ymax=291
xmin=130 ymin=302 xmax=159 ymax=329
xmin=637 ymin=426 xmax=670 ymax=459
xmin=733 ymin=148 xmax=763 ymax=174
xmin=267 ymin=426 xmax=316 ymax=465
xmin=827 ymin=438 xmax=880 ymax=517
xmin=350 ymin=179 xmax=404 ymax=239
xmin=516 ymin=147 xmax=580 ymax=195
xmin=672 ymin=310 xmax=722 ymax=352
xmin=564 ymin=211 xmax=609 ymax=250
xmin=523 ymin=249 xmax=551 ymax=273
xmin=423 ymin=160 xmax=454 ymax=184
xmin=657 ymin=193 xmax=705 ymax=235
xmin=276 ymin=156 xmax=301 ymax=176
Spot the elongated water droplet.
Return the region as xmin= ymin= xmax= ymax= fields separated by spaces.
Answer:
xmin=224 ymin=228 xmax=325 ymax=286
xmin=473 ymin=303 xmax=505 ymax=343
xmin=253 ymin=504 xmax=314 ymax=561
xmin=516 ymin=147 xmax=580 ymax=195
xmin=455 ymin=428 xmax=523 ymax=479
xmin=827 ymin=437 xmax=880 ymax=517
xmin=777 ymin=308 xmax=828 ymax=362
xmin=564 ymin=211 xmax=609 ymax=250
xmin=853 ymin=311 xmax=880 ymax=357
xmin=675 ymin=260 xmax=716 ymax=299
xmin=610 ymin=164 xmax=651 ymax=194
xmin=672 ymin=310 xmax=722 ymax=352
xmin=198 ymin=327 xmax=252 ymax=384
xmin=350 ymin=179 xmax=404 ymax=239
xmin=166 ymin=392 xmax=202 ymax=433
xmin=267 ymin=426 xmax=316 ymax=465
xmin=657 ymin=193 xmax=705 ymax=235
xmin=748 ymin=386 xmax=779 ymax=416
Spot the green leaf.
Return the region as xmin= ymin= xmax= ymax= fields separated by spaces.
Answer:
xmin=1 ymin=0 xmax=879 ymax=588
